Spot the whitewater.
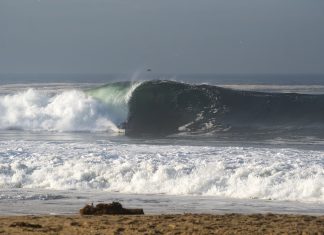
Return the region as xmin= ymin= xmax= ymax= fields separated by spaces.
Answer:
xmin=1 ymin=140 xmax=323 ymax=202
xmin=0 ymin=77 xmax=323 ymax=215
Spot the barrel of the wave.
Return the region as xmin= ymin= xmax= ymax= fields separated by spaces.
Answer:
xmin=86 ymin=81 xmax=142 ymax=132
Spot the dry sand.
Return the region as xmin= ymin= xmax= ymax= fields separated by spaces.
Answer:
xmin=0 ymin=213 xmax=323 ymax=234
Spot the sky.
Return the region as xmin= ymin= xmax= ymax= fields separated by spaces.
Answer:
xmin=1 ymin=0 xmax=324 ymax=74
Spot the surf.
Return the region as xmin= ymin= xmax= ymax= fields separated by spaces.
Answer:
xmin=0 ymin=140 xmax=323 ymax=202
xmin=1 ymin=80 xmax=324 ymax=138
xmin=0 ymin=89 xmax=119 ymax=132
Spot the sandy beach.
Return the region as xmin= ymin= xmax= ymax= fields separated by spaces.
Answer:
xmin=0 ymin=213 xmax=323 ymax=234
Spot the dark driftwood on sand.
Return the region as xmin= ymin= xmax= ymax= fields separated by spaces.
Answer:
xmin=80 ymin=202 xmax=144 ymax=215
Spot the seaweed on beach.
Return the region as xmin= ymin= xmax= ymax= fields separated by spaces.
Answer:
xmin=80 ymin=202 xmax=144 ymax=215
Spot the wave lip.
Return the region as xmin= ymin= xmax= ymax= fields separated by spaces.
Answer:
xmin=86 ymin=81 xmax=142 ymax=126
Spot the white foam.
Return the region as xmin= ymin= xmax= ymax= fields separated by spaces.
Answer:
xmin=0 ymin=89 xmax=120 ymax=132
xmin=0 ymin=141 xmax=323 ymax=203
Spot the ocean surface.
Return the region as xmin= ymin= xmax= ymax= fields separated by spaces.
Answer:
xmin=0 ymin=74 xmax=323 ymax=215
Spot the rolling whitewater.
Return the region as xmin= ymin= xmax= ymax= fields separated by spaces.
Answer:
xmin=0 ymin=75 xmax=323 ymax=215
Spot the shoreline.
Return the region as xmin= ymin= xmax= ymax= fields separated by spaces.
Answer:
xmin=1 ymin=189 xmax=323 ymax=216
xmin=0 ymin=213 xmax=323 ymax=234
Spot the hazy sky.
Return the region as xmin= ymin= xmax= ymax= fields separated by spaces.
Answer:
xmin=1 ymin=0 xmax=324 ymax=74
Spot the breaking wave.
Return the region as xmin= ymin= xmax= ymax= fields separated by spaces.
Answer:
xmin=0 ymin=141 xmax=323 ymax=203
xmin=1 ymin=80 xmax=324 ymax=137
xmin=0 ymin=89 xmax=120 ymax=132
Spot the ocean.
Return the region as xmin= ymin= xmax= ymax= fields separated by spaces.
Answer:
xmin=0 ymin=74 xmax=323 ymax=215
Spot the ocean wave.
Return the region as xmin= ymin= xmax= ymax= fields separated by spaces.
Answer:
xmin=0 ymin=141 xmax=323 ymax=203
xmin=1 ymin=80 xmax=324 ymax=137
xmin=126 ymin=80 xmax=324 ymax=136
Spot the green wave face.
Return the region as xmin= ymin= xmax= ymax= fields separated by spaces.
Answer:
xmin=87 ymin=81 xmax=141 ymax=125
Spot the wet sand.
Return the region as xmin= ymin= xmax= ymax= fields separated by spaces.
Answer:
xmin=0 ymin=213 xmax=323 ymax=234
